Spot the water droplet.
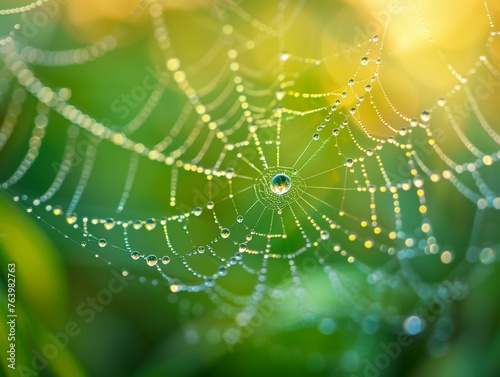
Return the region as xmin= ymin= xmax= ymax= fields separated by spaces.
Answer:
xmin=312 ymin=133 xmax=320 ymax=140
xmin=225 ymin=167 xmax=235 ymax=179
xmin=221 ymin=228 xmax=231 ymax=238
xmin=399 ymin=127 xmax=408 ymax=136
xmin=133 ymin=220 xmax=143 ymax=230
xmin=170 ymin=284 xmax=181 ymax=293
xmin=207 ymin=201 xmax=214 ymax=210
xmin=98 ymin=238 xmax=107 ymax=247
xmin=403 ymin=315 xmax=425 ymax=335
xmin=275 ymin=88 xmax=286 ymax=101
xmin=348 ymin=78 xmax=354 ymax=86
xmin=345 ymin=158 xmax=354 ymax=168
xmin=236 ymin=215 xmax=244 ymax=223
xmin=161 ymin=256 xmax=171 ymax=264
xmin=440 ymin=250 xmax=453 ymax=264
xmin=239 ymin=243 xmax=247 ymax=252
xmin=360 ymin=56 xmax=369 ymax=65
xmin=410 ymin=118 xmax=419 ymax=127
xmin=270 ymin=173 xmax=292 ymax=195
xmin=53 ymin=205 xmax=63 ymax=215
xmin=365 ymin=148 xmax=373 ymax=156
xmin=131 ymin=251 xmax=140 ymax=260
xmin=81 ymin=241 xmax=87 ymax=247
xmin=66 ymin=213 xmax=77 ymax=224
xmin=103 ymin=217 xmax=115 ymax=230
xmin=145 ymin=218 xmax=156 ymax=231
xmin=365 ymin=84 xmax=372 ymax=92
xmin=332 ymin=128 xmax=340 ymax=136
xmin=420 ymin=110 xmax=432 ymax=122
xmin=280 ymin=51 xmax=289 ymax=61
xmin=248 ymin=123 xmax=258 ymax=133
xmin=479 ymin=247 xmax=495 ymax=264
xmin=193 ymin=207 xmax=203 ymax=216
xmin=437 ymin=97 xmax=446 ymax=107
xmin=320 ymin=230 xmax=330 ymax=240
xmin=413 ymin=176 xmax=424 ymax=188
xmin=372 ymin=35 xmax=379 ymax=42
xmin=197 ymin=246 xmax=205 ymax=254
xmin=146 ymin=254 xmax=158 ymax=266
xmin=218 ymin=266 xmax=227 ymax=276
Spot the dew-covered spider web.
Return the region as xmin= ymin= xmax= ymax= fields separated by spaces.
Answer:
xmin=1 ymin=0 xmax=500 ymax=350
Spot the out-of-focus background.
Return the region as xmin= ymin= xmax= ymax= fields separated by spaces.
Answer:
xmin=1 ymin=1 xmax=500 ymax=376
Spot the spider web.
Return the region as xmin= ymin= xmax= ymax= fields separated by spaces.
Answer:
xmin=1 ymin=0 xmax=499 ymax=348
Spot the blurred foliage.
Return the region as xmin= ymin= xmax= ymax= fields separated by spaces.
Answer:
xmin=0 ymin=1 xmax=500 ymax=377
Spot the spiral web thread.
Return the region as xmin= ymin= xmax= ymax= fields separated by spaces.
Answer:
xmin=0 ymin=0 xmax=499 ymax=342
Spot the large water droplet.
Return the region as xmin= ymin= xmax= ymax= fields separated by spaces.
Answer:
xmin=133 ymin=220 xmax=143 ymax=230
xmin=161 ymin=256 xmax=171 ymax=264
xmin=420 ymin=110 xmax=432 ymax=122
xmin=320 ymin=230 xmax=330 ymax=240
xmin=225 ymin=167 xmax=235 ymax=179
xmin=146 ymin=254 xmax=158 ymax=266
xmin=131 ymin=251 xmax=140 ymax=260
xmin=98 ymin=238 xmax=107 ymax=247
xmin=145 ymin=218 xmax=156 ymax=231
xmin=270 ymin=173 xmax=292 ymax=195
xmin=345 ymin=158 xmax=354 ymax=168
xmin=221 ymin=228 xmax=231 ymax=238
xmin=104 ymin=217 xmax=115 ymax=230
xmin=66 ymin=213 xmax=77 ymax=224
xmin=360 ymin=56 xmax=369 ymax=65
